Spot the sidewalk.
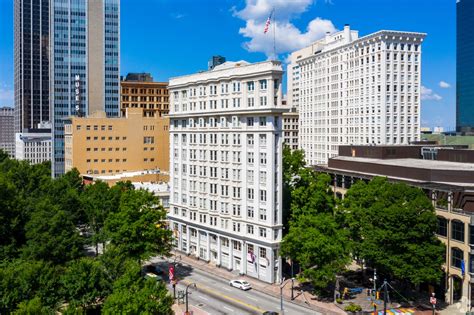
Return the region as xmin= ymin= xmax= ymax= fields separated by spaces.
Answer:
xmin=172 ymin=302 xmax=208 ymax=315
xmin=173 ymin=253 xmax=345 ymax=315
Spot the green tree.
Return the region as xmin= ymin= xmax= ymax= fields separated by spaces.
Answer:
xmin=22 ymin=200 xmax=84 ymax=264
xmin=282 ymin=147 xmax=307 ymax=230
xmin=82 ymin=181 xmax=114 ymax=255
xmin=342 ymin=177 xmax=445 ymax=286
xmin=13 ymin=297 xmax=54 ymax=315
xmin=104 ymin=189 xmax=172 ymax=262
xmin=61 ymin=257 xmax=111 ymax=311
xmin=0 ymin=259 xmax=63 ymax=313
xmin=281 ymin=173 xmax=351 ymax=294
xmin=102 ymin=261 xmax=173 ymax=314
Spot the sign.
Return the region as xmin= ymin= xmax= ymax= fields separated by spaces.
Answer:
xmin=74 ymin=75 xmax=81 ymax=115
xmin=430 ymin=296 xmax=437 ymax=305
xmin=169 ymin=265 xmax=175 ymax=281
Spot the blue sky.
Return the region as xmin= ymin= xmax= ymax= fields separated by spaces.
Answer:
xmin=0 ymin=0 xmax=456 ymax=129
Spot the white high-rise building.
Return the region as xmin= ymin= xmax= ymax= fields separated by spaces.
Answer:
xmin=288 ymin=25 xmax=426 ymax=165
xmin=168 ymin=60 xmax=285 ymax=283
xmin=15 ymin=122 xmax=52 ymax=165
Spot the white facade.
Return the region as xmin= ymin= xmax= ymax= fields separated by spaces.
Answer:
xmin=15 ymin=130 xmax=52 ymax=164
xmin=168 ymin=60 xmax=285 ymax=283
xmin=289 ymin=25 xmax=426 ymax=165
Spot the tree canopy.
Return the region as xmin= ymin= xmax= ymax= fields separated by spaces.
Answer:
xmin=342 ymin=177 xmax=445 ymax=285
xmin=0 ymin=151 xmax=173 ymax=313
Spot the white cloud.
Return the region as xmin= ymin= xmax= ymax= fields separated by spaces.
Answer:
xmin=421 ymin=85 xmax=442 ymax=101
xmin=171 ymin=13 xmax=186 ymax=19
xmin=234 ymin=0 xmax=336 ymax=59
xmin=439 ymin=81 xmax=451 ymax=89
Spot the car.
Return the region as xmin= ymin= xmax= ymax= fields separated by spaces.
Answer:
xmin=144 ymin=264 xmax=164 ymax=275
xmin=144 ymin=272 xmax=159 ymax=281
xmin=229 ymin=279 xmax=252 ymax=290
xmin=262 ymin=312 xmax=279 ymax=315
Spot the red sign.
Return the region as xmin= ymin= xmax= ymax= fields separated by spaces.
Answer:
xmin=169 ymin=265 xmax=175 ymax=281
xmin=430 ymin=297 xmax=437 ymax=305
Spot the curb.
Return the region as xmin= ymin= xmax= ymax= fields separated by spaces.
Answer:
xmin=174 ymin=254 xmax=343 ymax=315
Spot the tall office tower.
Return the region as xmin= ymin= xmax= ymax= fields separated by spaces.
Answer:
xmin=0 ymin=107 xmax=15 ymax=158
xmin=457 ymin=0 xmax=474 ymax=134
xmin=208 ymin=55 xmax=226 ymax=70
xmin=50 ymin=0 xmax=120 ymax=177
xmin=14 ymin=0 xmax=50 ymax=133
xmin=168 ymin=60 xmax=285 ymax=283
xmin=288 ymin=25 xmax=426 ymax=165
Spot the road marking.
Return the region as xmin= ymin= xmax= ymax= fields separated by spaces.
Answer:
xmin=181 ymin=279 xmax=266 ymax=313
xmin=247 ymin=296 xmax=258 ymax=302
xmin=198 ymin=295 xmax=209 ymax=301
xmin=223 ymin=306 xmax=234 ymax=312
xmin=223 ymin=287 xmax=232 ymax=292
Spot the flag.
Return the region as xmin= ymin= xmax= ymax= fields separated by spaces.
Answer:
xmin=263 ymin=12 xmax=272 ymax=34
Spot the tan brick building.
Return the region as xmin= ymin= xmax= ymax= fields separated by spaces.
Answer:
xmin=120 ymin=73 xmax=169 ymax=117
xmin=64 ymin=108 xmax=169 ymax=179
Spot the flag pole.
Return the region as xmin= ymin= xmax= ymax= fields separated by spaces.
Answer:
xmin=272 ymin=8 xmax=276 ymax=60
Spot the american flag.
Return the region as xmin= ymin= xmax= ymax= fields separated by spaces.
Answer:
xmin=263 ymin=12 xmax=272 ymax=34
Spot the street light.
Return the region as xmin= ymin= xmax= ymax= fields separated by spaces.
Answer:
xmin=171 ymin=254 xmax=182 ymax=299
xmin=185 ymin=283 xmax=197 ymax=315
xmin=291 ymin=278 xmax=295 ymax=300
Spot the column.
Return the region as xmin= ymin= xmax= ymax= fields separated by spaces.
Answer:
xmin=196 ymin=229 xmax=201 ymax=259
xmin=206 ymin=232 xmax=211 ymax=262
xmin=241 ymin=241 xmax=247 ymax=275
xmin=269 ymin=247 xmax=275 ymax=283
xmin=177 ymin=223 xmax=183 ymax=251
xmin=229 ymin=240 xmax=234 ymax=270
xmin=217 ymin=236 xmax=222 ymax=266
xmin=186 ymin=225 xmax=190 ymax=255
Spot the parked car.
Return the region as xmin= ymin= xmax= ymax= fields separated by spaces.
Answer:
xmin=144 ymin=264 xmax=164 ymax=275
xmin=262 ymin=312 xmax=278 ymax=315
xmin=229 ymin=279 xmax=252 ymax=290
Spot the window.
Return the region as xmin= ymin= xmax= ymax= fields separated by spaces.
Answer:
xmin=437 ymin=217 xmax=448 ymax=237
xmin=260 ymin=96 xmax=267 ymax=106
xmin=260 ymin=190 xmax=267 ymax=202
xmin=144 ymin=136 xmax=154 ymax=144
xmin=259 ymin=79 xmax=267 ymax=90
xmin=452 ymin=220 xmax=465 ymax=242
xmin=451 ymin=247 xmax=464 ymax=269
xmin=259 ymin=208 xmax=267 ymax=221
xmin=247 ymin=224 xmax=254 ymax=234
xmin=259 ymin=247 xmax=267 ymax=258
xmin=248 ymin=97 xmax=254 ymax=107
xmin=247 ymin=135 xmax=254 ymax=145
xmin=248 ymin=152 xmax=254 ymax=164
xmin=247 ymin=188 xmax=254 ymax=200
xmin=259 ymin=117 xmax=266 ymax=127
xmin=259 ymin=228 xmax=267 ymax=238
xmin=247 ymin=81 xmax=255 ymax=91
xmin=260 ymin=152 xmax=267 ymax=165
xmin=247 ymin=117 xmax=254 ymax=127
xmin=259 ymin=134 xmax=266 ymax=146
xmin=247 ymin=206 xmax=254 ymax=218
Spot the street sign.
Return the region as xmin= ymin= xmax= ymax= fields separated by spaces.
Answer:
xmin=430 ymin=296 xmax=437 ymax=305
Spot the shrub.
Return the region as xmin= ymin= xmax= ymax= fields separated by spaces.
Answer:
xmin=344 ymin=303 xmax=362 ymax=312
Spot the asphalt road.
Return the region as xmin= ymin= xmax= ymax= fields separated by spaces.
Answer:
xmin=151 ymin=258 xmax=319 ymax=315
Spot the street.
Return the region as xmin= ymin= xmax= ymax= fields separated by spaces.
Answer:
xmin=151 ymin=257 xmax=319 ymax=315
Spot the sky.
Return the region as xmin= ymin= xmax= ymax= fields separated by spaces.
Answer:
xmin=0 ymin=0 xmax=456 ymax=130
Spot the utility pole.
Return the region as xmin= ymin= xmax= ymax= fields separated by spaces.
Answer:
xmin=291 ymin=278 xmax=295 ymax=300
xmin=373 ymin=268 xmax=377 ymax=296
xmin=383 ymin=279 xmax=388 ymax=315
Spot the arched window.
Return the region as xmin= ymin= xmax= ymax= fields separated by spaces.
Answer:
xmin=451 ymin=247 xmax=464 ymax=269
xmin=452 ymin=220 xmax=465 ymax=242
xmin=437 ymin=217 xmax=448 ymax=237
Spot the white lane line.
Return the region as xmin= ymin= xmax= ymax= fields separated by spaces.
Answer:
xmin=198 ymin=295 xmax=209 ymax=301
xmin=223 ymin=306 xmax=234 ymax=312
xmin=247 ymin=296 xmax=258 ymax=302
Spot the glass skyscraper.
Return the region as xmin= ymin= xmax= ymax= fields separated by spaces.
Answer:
xmin=50 ymin=0 xmax=120 ymax=177
xmin=14 ymin=0 xmax=50 ymax=133
xmin=456 ymin=0 xmax=474 ymax=133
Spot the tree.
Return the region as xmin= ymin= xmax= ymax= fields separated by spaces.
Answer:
xmin=0 ymin=259 xmax=63 ymax=313
xmin=282 ymin=147 xmax=307 ymax=230
xmin=281 ymin=173 xmax=351 ymax=294
xmin=102 ymin=261 xmax=173 ymax=314
xmin=82 ymin=181 xmax=114 ymax=255
xmin=104 ymin=189 xmax=172 ymax=262
xmin=22 ymin=200 xmax=84 ymax=264
xmin=342 ymin=177 xmax=445 ymax=286
xmin=60 ymin=257 xmax=111 ymax=311
xmin=13 ymin=297 xmax=54 ymax=315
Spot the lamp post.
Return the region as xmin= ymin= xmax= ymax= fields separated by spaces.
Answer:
xmin=171 ymin=254 xmax=181 ymax=299
xmin=185 ymin=283 xmax=197 ymax=315
xmin=291 ymin=277 xmax=295 ymax=300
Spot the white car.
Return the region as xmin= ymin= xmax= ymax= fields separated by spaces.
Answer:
xmin=229 ymin=279 xmax=252 ymax=290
